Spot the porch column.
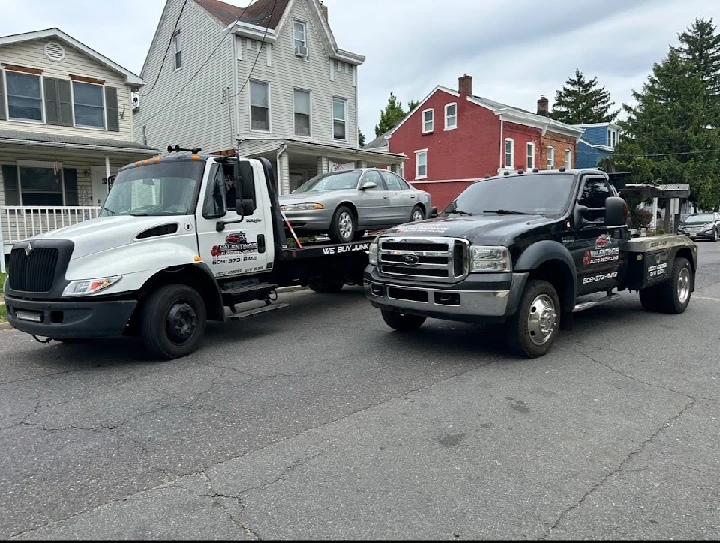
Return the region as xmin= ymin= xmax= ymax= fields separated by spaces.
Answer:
xmin=104 ymin=156 xmax=111 ymax=197
xmin=651 ymin=197 xmax=658 ymax=230
xmin=356 ymin=160 xmax=368 ymax=169
xmin=390 ymin=163 xmax=401 ymax=175
xmin=279 ymin=152 xmax=290 ymax=195
xmin=663 ymin=199 xmax=671 ymax=233
xmin=316 ymin=156 xmax=329 ymax=175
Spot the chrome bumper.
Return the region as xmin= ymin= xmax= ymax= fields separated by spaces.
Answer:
xmin=364 ymin=281 xmax=511 ymax=317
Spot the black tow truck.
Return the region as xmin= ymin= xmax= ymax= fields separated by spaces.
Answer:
xmin=364 ymin=168 xmax=698 ymax=358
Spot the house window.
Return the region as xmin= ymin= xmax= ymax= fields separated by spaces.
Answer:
xmin=415 ymin=149 xmax=427 ymax=179
xmin=422 ymin=108 xmax=434 ymax=133
xmin=526 ymin=142 xmax=535 ymax=170
xmin=565 ymin=149 xmax=572 ymax=169
xmin=294 ymin=21 xmax=307 ymax=52
xmin=19 ymin=165 xmax=64 ymax=206
xmin=5 ymin=71 xmax=43 ymax=121
xmin=73 ymin=81 xmax=105 ymax=128
xmin=547 ymin=146 xmax=554 ymax=169
xmin=504 ymin=138 xmax=514 ymax=169
xmin=294 ymin=89 xmax=310 ymax=136
xmin=173 ymin=32 xmax=182 ymax=70
xmin=333 ymin=97 xmax=346 ymax=140
xmin=445 ymin=103 xmax=457 ymax=130
xmin=250 ymin=81 xmax=270 ymax=131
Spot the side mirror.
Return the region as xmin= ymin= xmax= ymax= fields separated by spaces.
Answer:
xmin=360 ymin=181 xmax=377 ymax=190
xmin=573 ymin=204 xmax=587 ymax=229
xmin=604 ymin=196 xmax=628 ymax=227
xmin=240 ymin=198 xmax=255 ymax=216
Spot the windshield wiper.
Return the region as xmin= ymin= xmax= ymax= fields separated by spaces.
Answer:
xmin=100 ymin=206 xmax=116 ymax=216
xmin=130 ymin=212 xmax=150 ymax=216
xmin=447 ymin=210 xmax=473 ymax=216
xmin=483 ymin=209 xmax=530 ymax=215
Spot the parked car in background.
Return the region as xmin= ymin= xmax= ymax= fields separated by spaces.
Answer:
xmin=678 ymin=212 xmax=720 ymax=241
xmin=279 ymin=168 xmax=433 ymax=243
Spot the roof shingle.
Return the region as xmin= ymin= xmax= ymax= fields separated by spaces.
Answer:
xmin=195 ymin=0 xmax=290 ymax=29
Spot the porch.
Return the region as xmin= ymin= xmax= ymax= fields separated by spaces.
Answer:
xmin=0 ymin=129 xmax=157 ymax=270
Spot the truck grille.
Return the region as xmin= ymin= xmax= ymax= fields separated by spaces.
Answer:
xmin=8 ymin=247 xmax=59 ymax=292
xmin=378 ymin=237 xmax=468 ymax=283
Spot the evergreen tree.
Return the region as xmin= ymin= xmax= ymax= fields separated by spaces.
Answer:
xmin=374 ymin=92 xmax=407 ymax=137
xmin=674 ymin=18 xmax=720 ymax=100
xmin=549 ymin=69 xmax=619 ymax=124
xmin=359 ymin=129 xmax=366 ymax=147
xmin=613 ymin=49 xmax=720 ymax=210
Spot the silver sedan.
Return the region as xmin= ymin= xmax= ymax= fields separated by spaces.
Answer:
xmin=279 ymin=168 xmax=433 ymax=243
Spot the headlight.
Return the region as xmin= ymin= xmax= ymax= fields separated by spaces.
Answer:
xmin=368 ymin=238 xmax=379 ymax=266
xmin=62 ymin=276 xmax=121 ymax=297
xmin=469 ymin=246 xmax=512 ymax=272
xmin=280 ymin=203 xmax=324 ymax=211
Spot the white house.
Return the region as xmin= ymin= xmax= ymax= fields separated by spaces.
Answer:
xmin=134 ymin=0 xmax=405 ymax=194
xmin=0 ymin=28 xmax=157 ymax=259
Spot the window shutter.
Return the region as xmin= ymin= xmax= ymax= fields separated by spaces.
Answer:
xmin=0 ymin=72 xmax=6 ymax=121
xmin=63 ymin=168 xmax=78 ymax=206
xmin=57 ymin=79 xmax=73 ymax=126
xmin=2 ymin=165 xmax=20 ymax=205
xmin=105 ymin=86 xmax=119 ymax=132
xmin=43 ymin=78 xmax=73 ymax=126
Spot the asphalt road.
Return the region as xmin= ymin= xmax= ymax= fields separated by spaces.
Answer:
xmin=1 ymin=242 xmax=719 ymax=540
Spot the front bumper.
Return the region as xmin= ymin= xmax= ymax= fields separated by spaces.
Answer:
xmin=280 ymin=209 xmax=333 ymax=231
xmin=5 ymin=296 xmax=137 ymax=339
xmin=364 ymin=267 xmax=529 ymax=323
xmin=680 ymin=230 xmax=714 ymax=240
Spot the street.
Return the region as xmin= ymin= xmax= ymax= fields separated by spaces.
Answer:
xmin=0 ymin=242 xmax=719 ymax=540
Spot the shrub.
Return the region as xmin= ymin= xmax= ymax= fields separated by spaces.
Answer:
xmin=631 ymin=208 xmax=653 ymax=229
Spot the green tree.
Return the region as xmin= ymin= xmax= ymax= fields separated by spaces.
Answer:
xmin=549 ymin=69 xmax=619 ymax=124
xmin=613 ymin=49 xmax=720 ymax=210
xmin=407 ymin=99 xmax=420 ymax=113
xmin=674 ymin=18 xmax=720 ymax=100
xmin=374 ymin=92 xmax=408 ymax=137
xmin=358 ymin=129 xmax=366 ymax=147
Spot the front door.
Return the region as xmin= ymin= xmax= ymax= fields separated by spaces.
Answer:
xmin=91 ymin=166 xmax=113 ymax=207
xmin=570 ymin=175 xmax=624 ymax=295
xmin=356 ymin=169 xmax=391 ymax=227
xmin=196 ymin=159 xmax=274 ymax=280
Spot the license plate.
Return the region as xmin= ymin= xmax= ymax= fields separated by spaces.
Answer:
xmin=16 ymin=310 xmax=43 ymax=323
xmin=689 ymin=233 xmax=697 ymax=237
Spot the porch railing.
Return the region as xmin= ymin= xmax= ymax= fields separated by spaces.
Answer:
xmin=1 ymin=206 xmax=102 ymax=264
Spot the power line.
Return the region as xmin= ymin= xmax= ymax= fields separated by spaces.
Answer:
xmin=612 ymin=149 xmax=718 ymax=158
xmin=142 ymin=0 xmax=189 ymax=98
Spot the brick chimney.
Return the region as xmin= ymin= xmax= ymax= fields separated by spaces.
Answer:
xmin=319 ymin=1 xmax=328 ymax=22
xmin=537 ymin=95 xmax=549 ymax=117
xmin=458 ymin=74 xmax=472 ymax=96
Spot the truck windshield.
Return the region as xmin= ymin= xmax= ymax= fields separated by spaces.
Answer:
xmin=683 ymin=214 xmax=714 ymax=224
xmin=100 ymin=161 xmax=205 ymax=217
xmin=443 ymin=173 xmax=576 ymax=217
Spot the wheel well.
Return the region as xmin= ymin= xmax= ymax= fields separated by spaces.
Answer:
xmin=528 ymin=260 xmax=575 ymax=313
xmin=136 ymin=265 xmax=224 ymax=321
xmin=676 ymin=248 xmax=695 ymax=272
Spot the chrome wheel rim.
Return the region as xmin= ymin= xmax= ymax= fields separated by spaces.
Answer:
xmin=677 ymin=267 xmax=691 ymax=304
xmin=338 ymin=212 xmax=353 ymax=240
xmin=412 ymin=209 xmax=423 ymax=221
xmin=527 ymin=294 xmax=557 ymax=346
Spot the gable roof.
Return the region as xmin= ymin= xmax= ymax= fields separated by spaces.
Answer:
xmin=195 ymin=0 xmax=290 ymax=28
xmin=0 ymin=28 xmax=143 ymax=87
xmin=363 ymin=129 xmax=392 ymax=150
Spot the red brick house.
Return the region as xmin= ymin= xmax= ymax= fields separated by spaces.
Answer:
xmin=372 ymin=75 xmax=585 ymax=210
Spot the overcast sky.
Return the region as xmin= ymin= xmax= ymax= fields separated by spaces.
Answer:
xmin=2 ymin=0 xmax=719 ymax=140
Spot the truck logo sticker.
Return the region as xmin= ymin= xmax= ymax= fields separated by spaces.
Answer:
xmin=393 ymin=224 xmax=450 ymax=234
xmin=583 ymin=247 xmax=619 ymax=266
xmin=322 ymin=243 xmax=370 ymax=255
xmin=582 ymin=271 xmax=618 ymax=285
xmin=595 ymin=234 xmax=610 ymax=248
xmin=211 ymin=232 xmax=259 ymax=264
xmin=648 ymin=262 xmax=668 ymax=278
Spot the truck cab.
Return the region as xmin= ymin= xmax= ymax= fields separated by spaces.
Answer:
xmin=364 ymin=168 xmax=698 ymax=358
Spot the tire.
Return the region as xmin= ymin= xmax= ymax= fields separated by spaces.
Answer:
xmin=410 ymin=205 xmax=425 ymax=222
xmin=140 ymin=284 xmax=207 ymax=360
xmin=381 ymin=309 xmax=426 ymax=331
xmin=329 ymin=206 xmax=356 ymax=243
xmin=655 ymin=257 xmax=693 ymax=314
xmin=713 ymin=229 xmax=718 ymax=242
xmin=639 ymin=285 xmax=661 ymax=312
xmin=308 ymin=278 xmax=344 ymax=293
xmin=505 ymin=279 xmax=561 ymax=358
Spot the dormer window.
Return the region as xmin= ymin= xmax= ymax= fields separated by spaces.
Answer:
xmin=294 ymin=21 xmax=308 ymax=57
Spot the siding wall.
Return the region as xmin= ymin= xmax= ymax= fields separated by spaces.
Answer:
xmin=133 ymin=0 xmax=235 ymax=154
xmin=0 ymin=38 xmax=136 ymax=141
xmin=579 ymin=125 xmax=607 ymax=146
xmin=541 ymin=131 xmax=577 ymax=170
xmin=502 ymin=121 xmax=543 ymax=171
xmin=234 ymin=0 xmax=359 ymax=149
xmin=576 ymin=140 xmax=611 ymax=169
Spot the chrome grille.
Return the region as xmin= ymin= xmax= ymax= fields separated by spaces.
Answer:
xmin=378 ymin=236 xmax=468 ymax=283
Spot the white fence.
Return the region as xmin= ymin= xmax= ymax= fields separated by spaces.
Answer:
xmin=0 ymin=206 xmax=102 ymax=271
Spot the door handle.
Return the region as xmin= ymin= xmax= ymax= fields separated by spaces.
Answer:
xmin=383 ymin=196 xmax=388 ymax=199
xmin=410 ymin=195 xmax=416 ymax=199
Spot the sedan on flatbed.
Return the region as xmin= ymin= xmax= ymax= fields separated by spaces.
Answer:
xmin=279 ymin=168 xmax=432 ymax=243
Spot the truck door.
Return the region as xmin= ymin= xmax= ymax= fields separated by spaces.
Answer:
xmin=570 ymin=175 xmax=624 ymax=295
xmin=195 ymin=159 xmax=274 ymax=279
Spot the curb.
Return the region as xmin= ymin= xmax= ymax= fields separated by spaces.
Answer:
xmin=0 ymin=322 xmax=10 ymax=330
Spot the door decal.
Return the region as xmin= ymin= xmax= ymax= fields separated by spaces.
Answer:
xmin=210 ymin=232 xmax=259 ymax=266
xmin=582 ymin=234 xmax=619 ymax=266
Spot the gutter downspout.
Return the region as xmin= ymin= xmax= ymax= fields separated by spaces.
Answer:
xmin=499 ymin=116 xmax=504 ymax=172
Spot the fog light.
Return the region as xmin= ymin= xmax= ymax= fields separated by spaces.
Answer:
xmin=371 ymin=284 xmax=384 ymax=296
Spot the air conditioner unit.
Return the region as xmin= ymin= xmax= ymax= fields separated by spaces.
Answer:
xmin=295 ymin=44 xmax=308 ymax=57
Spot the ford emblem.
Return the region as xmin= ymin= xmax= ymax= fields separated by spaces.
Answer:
xmin=402 ymin=253 xmax=420 ymax=265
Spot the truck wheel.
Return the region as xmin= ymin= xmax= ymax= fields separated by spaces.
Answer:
xmin=329 ymin=205 xmax=356 ymax=243
xmin=656 ymin=257 xmax=693 ymax=314
xmin=140 ymin=284 xmax=207 ymax=360
xmin=308 ymin=278 xmax=344 ymax=293
xmin=410 ymin=205 xmax=424 ymax=222
xmin=639 ymin=286 xmax=661 ymax=312
xmin=381 ymin=309 xmax=426 ymax=331
xmin=505 ymin=279 xmax=560 ymax=358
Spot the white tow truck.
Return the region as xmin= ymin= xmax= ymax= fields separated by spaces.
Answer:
xmin=4 ymin=150 xmax=376 ymax=359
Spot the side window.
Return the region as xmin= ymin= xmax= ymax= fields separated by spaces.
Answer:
xmin=578 ymin=177 xmax=612 ymax=223
xmin=203 ymin=165 xmax=227 ymax=218
xmin=381 ymin=171 xmax=402 ymax=190
xmin=362 ymin=170 xmax=383 ymax=190
xmin=394 ymin=173 xmax=411 ymax=190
